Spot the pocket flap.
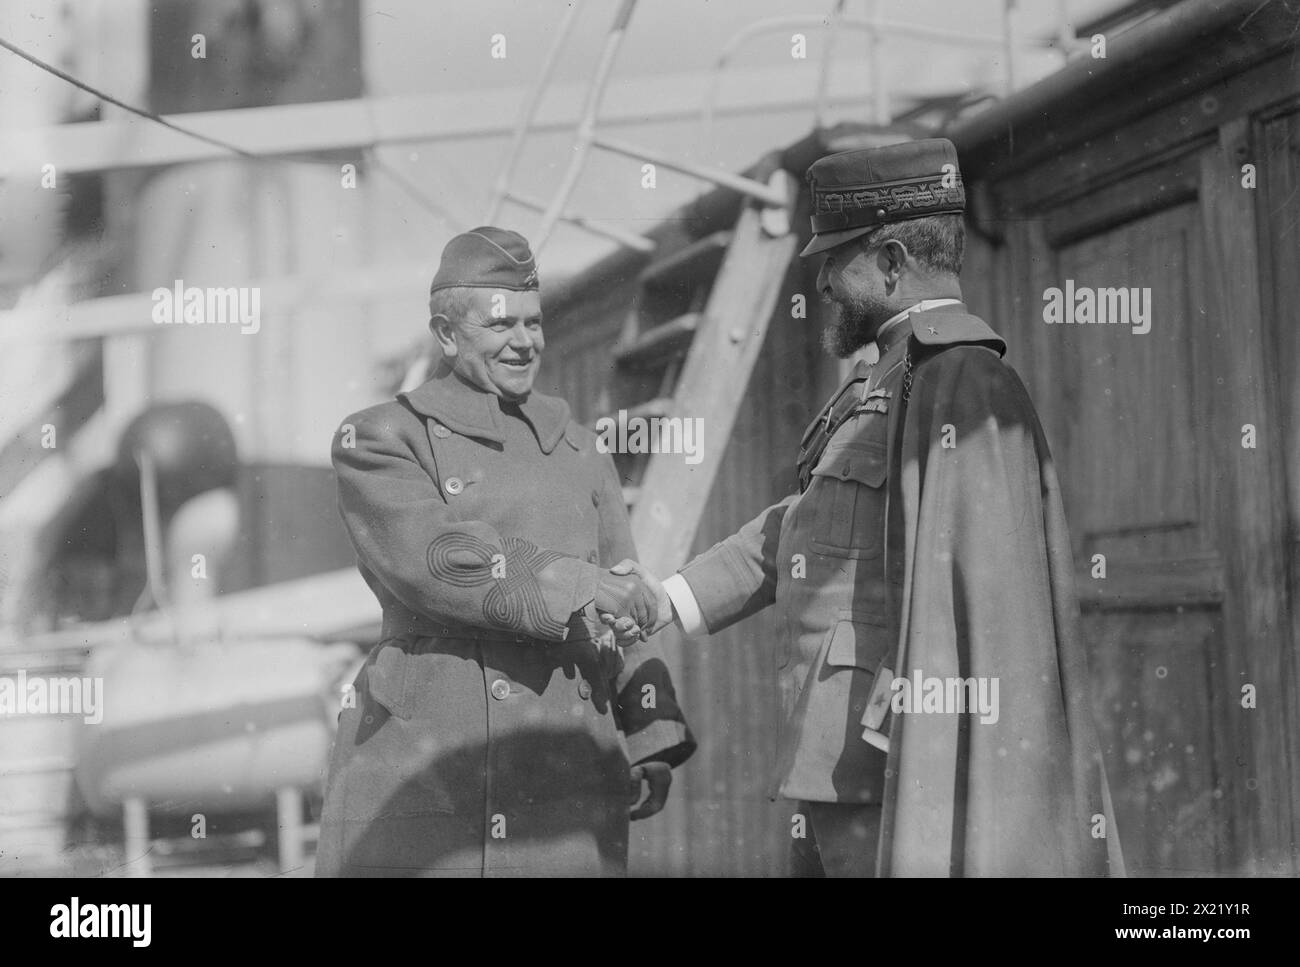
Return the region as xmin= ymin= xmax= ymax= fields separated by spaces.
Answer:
xmin=365 ymin=638 xmax=413 ymax=719
xmin=810 ymin=442 xmax=887 ymax=489
xmin=825 ymin=619 xmax=890 ymax=671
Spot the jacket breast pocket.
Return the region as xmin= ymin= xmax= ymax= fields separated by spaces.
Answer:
xmin=808 ymin=440 xmax=888 ymax=559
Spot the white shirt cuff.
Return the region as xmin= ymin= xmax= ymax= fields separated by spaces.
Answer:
xmin=861 ymin=727 xmax=890 ymax=753
xmin=661 ymin=573 xmax=704 ymax=637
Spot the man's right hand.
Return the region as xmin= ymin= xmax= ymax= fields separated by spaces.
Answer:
xmin=594 ymin=568 xmax=658 ymax=636
xmin=608 ymin=560 xmax=673 ymax=637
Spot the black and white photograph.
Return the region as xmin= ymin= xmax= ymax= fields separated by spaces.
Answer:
xmin=0 ymin=0 xmax=1297 ymax=917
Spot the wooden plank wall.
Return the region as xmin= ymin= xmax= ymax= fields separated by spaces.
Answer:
xmin=539 ymin=13 xmax=1300 ymax=874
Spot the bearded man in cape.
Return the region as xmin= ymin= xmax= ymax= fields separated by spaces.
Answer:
xmin=619 ymin=139 xmax=1125 ymax=877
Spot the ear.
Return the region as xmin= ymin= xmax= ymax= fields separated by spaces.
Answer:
xmin=880 ymin=239 xmax=908 ymax=282
xmin=430 ymin=314 xmax=458 ymax=358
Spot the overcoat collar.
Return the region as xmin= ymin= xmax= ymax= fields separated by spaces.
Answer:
xmin=399 ymin=371 xmax=571 ymax=453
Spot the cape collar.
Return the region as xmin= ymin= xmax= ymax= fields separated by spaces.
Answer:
xmin=907 ymin=302 xmax=1007 ymax=357
xmin=399 ymin=371 xmax=572 ymax=453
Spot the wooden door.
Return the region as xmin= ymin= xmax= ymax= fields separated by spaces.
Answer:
xmin=1002 ymin=124 xmax=1291 ymax=874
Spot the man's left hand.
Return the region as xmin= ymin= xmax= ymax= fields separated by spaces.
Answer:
xmin=628 ymin=762 xmax=672 ymax=821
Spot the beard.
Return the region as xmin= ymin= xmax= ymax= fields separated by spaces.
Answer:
xmin=820 ymin=291 xmax=894 ymax=358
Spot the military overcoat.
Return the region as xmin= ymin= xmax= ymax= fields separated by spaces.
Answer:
xmin=316 ymin=371 xmax=695 ymax=877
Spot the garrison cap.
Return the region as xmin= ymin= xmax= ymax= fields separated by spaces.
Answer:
xmin=800 ymin=138 xmax=965 ymax=257
xmin=429 ymin=226 xmax=540 ymax=295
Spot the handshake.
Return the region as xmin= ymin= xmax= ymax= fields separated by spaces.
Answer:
xmin=590 ymin=560 xmax=672 ymax=644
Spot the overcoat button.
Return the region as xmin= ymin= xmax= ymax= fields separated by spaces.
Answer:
xmin=432 ymin=423 xmax=451 ymax=438
xmin=444 ymin=477 xmax=464 ymax=495
xmin=490 ymin=679 xmax=510 ymax=701
xmin=578 ymin=681 xmax=592 ymax=700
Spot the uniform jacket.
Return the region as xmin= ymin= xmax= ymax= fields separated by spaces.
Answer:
xmin=678 ymin=315 xmax=914 ymax=804
xmin=316 ymin=370 xmax=695 ymax=877
xmin=678 ymin=304 xmax=1123 ymax=875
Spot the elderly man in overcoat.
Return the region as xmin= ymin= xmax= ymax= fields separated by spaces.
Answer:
xmin=620 ymin=139 xmax=1124 ymax=877
xmin=316 ymin=227 xmax=695 ymax=877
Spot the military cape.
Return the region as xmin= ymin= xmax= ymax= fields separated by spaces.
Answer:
xmin=877 ymin=306 xmax=1125 ymax=877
